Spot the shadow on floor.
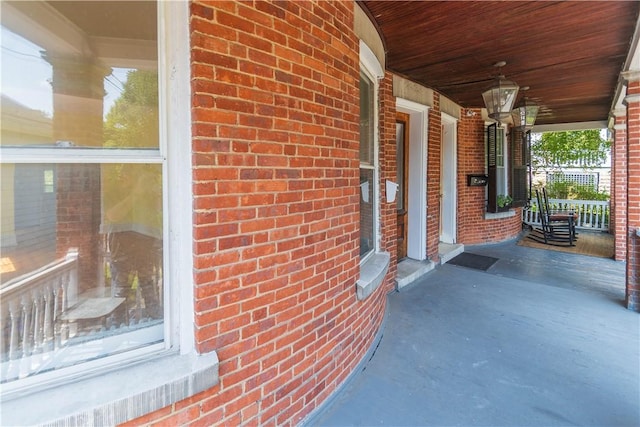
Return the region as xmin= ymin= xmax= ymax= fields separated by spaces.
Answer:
xmin=307 ymin=238 xmax=638 ymax=427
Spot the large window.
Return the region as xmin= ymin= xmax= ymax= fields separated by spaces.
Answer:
xmin=496 ymin=126 xmax=508 ymax=196
xmin=359 ymin=70 xmax=377 ymax=259
xmin=1 ymin=1 xmax=165 ymax=387
xmin=355 ymin=40 xmax=388 ymax=301
xmin=487 ymin=123 xmax=510 ymax=212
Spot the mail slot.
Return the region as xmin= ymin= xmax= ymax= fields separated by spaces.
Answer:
xmin=467 ymin=174 xmax=488 ymax=186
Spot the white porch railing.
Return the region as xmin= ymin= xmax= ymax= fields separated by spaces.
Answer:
xmin=523 ymin=198 xmax=610 ymax=231
xmin=1 ymin=241 xmax=166 ymax=384
xmin=1 ymin=249 xmax=79 ymax=379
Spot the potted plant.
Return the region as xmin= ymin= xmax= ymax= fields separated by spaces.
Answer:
xmin=497 ymin=194 xmax=513 ymax=211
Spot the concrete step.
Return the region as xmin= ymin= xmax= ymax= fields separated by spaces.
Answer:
xmin=438 ymin=242 xmax=464 ymax=264
xmin=396 ymin=259 xmax=436 ymax=289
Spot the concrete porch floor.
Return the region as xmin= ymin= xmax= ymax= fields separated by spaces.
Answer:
xmin=308 ymin=237 xmax=639 ymax=426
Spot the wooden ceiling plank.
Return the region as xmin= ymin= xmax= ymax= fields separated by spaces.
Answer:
xmin=361 ymin=0 xmax=640 ymax=125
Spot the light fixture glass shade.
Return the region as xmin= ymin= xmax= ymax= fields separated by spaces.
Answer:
xmin=482 ymin=75 xmax=519 ymax=121
xmin=510 ymin=97 xmax=539 ymax=131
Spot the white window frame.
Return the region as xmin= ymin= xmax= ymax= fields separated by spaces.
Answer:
xmin=359 ymin=40 xmax=383 ymax=262
xmin=359 ymin=67 xmax=380 ymax=262
xmin=1 ymin=2 xmax=217 ymax=425
xmin=496 ymin=125 xmax=508 ymax=196
xmin=484 ymin=123 xmax=509 ymax=200
xmin=356 ymin=40 xmax=389 ymax=301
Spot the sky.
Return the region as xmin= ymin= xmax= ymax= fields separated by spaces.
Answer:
xmin=1 ymin=26 xmax=128 ymax=119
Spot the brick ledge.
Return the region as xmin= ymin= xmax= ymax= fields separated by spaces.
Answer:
xmin=484 ymin=209 xmax=516 ymax=220
xmin=357 ymin=251 xmax=390 ymax=300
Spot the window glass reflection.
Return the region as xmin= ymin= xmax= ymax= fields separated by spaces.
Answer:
xmin=0 ymin=0 xmax=162 ymax=383
xmin=360 ymin=168 xmax=375 ymax=258
xmin=1 ymin=1 xmax=158 ymax=149
xmin=1 ymin=163 xmax=163 ymax=382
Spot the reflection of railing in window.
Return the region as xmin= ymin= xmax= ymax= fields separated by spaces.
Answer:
xmin=1 ymin=248 xmax=78 ymax=380
xmin=1 ymin=234 xmax=163 ymax=382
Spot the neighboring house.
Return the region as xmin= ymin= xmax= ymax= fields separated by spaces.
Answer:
xmin=0 ymin=96 xmax=57 ymax=278
xmin=0 ymin=1 xmax=638 ymax=426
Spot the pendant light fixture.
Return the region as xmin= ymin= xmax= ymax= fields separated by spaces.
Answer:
xmin=510 ymin=87 xmax=539 ymax=131
xmin=482 ymin=61 xmax=519 ymax=123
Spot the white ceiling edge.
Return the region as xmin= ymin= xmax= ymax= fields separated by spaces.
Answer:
xmin=532 ymin=121 xmax=608 ymax=133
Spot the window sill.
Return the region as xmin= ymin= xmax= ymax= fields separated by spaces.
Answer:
xmin=1 ymin=351 xmax=219 ymax=426
xmin=357 ymin=251 xmax=390 ymax=301
xmin=484 ymin=209 xmax=516 ymax=220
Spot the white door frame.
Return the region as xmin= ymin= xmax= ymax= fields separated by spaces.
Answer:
xmin=396 ymin=98 xmax=429 ymax=261
xmin=440 ymin=113 xmax=458 ymax=244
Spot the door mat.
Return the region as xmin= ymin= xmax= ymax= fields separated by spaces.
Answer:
xmin=447 ymin=252 xmax=498 ymax=271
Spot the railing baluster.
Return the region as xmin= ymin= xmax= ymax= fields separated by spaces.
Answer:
xmin=578 ymin=202 xmax=584 ymax=228
xmin=21 ymin=297 xmax=31 ymax=358
xmin=8 ymin=301 xmax=19 ymax=361
xmin=43 ymin=284 xmax=54 ymax=351
xmin=585 ymin=203 xmax=590 ymax=228
xmin=32 ymin=292 xmax=42 ymax=354
xmin=66 ymin=248 xmax=79 ymax=305
xmin=53 ymin=276 xmax=61 ymax=348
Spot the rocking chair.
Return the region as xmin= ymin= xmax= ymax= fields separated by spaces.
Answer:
xmin=528 ymin=189 xmax=577 ymax=246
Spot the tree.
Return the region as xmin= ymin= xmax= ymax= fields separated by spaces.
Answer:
xmin=531 ymin=130 xmax=611 ymax=200
xmin=102 ymin=70 xmax=162 ymax=234
xmin=531 ymin=129 xmax=610 ymax=172
xmin=104 ymin=70 xmax=159 ymax=149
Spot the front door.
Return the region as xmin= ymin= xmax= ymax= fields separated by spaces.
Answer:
xmin=396 ymin=113 xmax=409 ymax=259
xmin=440 ymin=116 xmax=457 ymax=244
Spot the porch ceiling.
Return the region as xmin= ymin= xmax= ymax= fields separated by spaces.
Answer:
xmin=360 ymin=1 xmax=640 ymax=127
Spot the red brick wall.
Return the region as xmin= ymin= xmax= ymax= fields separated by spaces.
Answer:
xmin=462 ymin=207 xmax=523 ymax=243
xmin=626 ymin=78 xmax=640 ymax=311
xmin=56 ymin=164 xmax=101 ymax=286
xmin=123 ymin=2 xmax=395 ymax=425
xmin=427 ymin=94 xmax=442 ymax=260
xmin=118 ymin=1 xmax=536 ymax=423
xmin=457 ymin=110 xmax=522 ymax=244
xmin=612 ymin=112 xmax=628 ymax=261
xmin=458 ymin=109 xmax=486 ymax=243
xmin=380 ymin=71 xmax=399 ymax=277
